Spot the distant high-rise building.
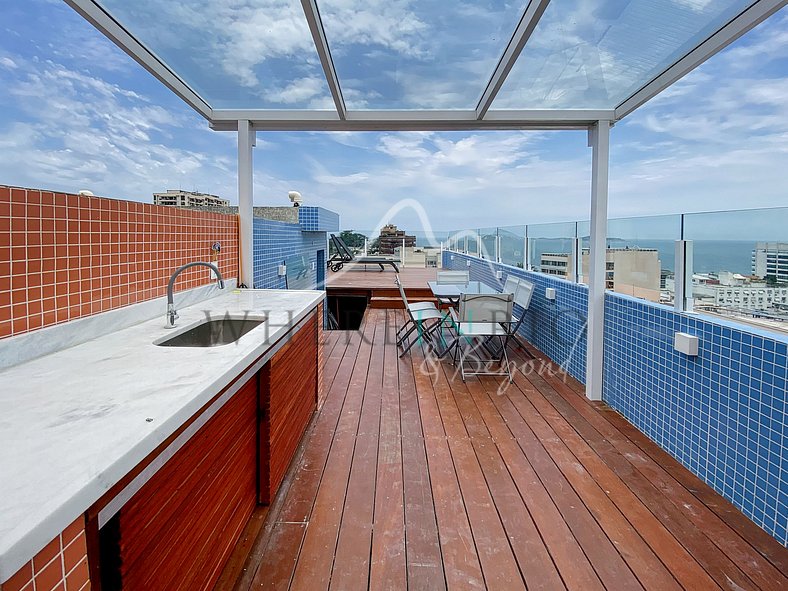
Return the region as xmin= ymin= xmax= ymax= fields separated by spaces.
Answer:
xmin=153 ymin=189 xmax=229 ymax=208
xmin=377 ymin=224 xmax=416 ymax=255
xmin=753 ymin=242 xmax=788 ymax=282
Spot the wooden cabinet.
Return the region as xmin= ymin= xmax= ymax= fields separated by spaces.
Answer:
xmin=103 ymin=376 xmax=258 ymax=591
xmin=92 ymin=311 xmax=319 ymax=590
xmin=259 ymin=314 xmax=318 ymax=503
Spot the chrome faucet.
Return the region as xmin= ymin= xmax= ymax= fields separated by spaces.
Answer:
xmin=167 ymin=262 xmax=225 ymax=326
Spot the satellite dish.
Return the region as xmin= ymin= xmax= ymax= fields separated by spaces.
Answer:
xmin=78 ymin=190 xmax=94 ymax=197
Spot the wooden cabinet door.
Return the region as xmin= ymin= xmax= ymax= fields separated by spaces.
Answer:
xmin=259 ymin=314 xmax=318 ymax=504
xmin=106 ymin=376 xmax=258 ymax=591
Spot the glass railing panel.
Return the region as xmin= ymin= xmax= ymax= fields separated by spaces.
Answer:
xmin=684 ymin=208 xmax=788 ymax=334
xmin=601 ymin=215 xmax=681 ymax=305
xmin=527 ymin=222 xmax=577 ymax=279
xmin=449 ymin=230 xmax=476 ymax=255
xmin=499 ymin=225 xmax=526 ymax=268
xmin=466 ymin=230 xmax=479 ymax=257
xmin=479 ymin=227 xmax=497 ymax=261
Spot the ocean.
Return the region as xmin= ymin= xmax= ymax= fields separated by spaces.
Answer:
xmin=604 ymin=239 xmax=755 ymax=275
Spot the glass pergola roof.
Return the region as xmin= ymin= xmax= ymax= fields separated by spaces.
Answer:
xmin=65 ymin=0 xmax=785 ymax=130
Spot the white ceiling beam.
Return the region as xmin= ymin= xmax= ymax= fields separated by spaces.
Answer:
xmin=63 ymin=0 xmax=212 ymax=120
xmin=301 ymin=0 xmax=347 ymax=119
xmin=476 ymin=0 xmax=553 ymax=119
xmin=209 ymin=109 xmax=614 ymax=132
xmin=616 ymin=0 xmax=788 ymax=120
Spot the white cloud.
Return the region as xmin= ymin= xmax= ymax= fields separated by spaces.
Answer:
xmin=262 ymin=76 xmax=334 ymax=108
xmin=0 ymin=53 xmax=235 ymax=201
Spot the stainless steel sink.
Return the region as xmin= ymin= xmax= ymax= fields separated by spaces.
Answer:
xmin=155 ymin=318 xmax=266 ymax=347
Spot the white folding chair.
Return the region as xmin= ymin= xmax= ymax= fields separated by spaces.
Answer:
xmin=436 ymin=270 xmax=470 ymax=306
xmin=395 ymin=275 xmax=445 ymax=356
xmin=437 ymin=270 xmax=470 ymax=284
xmin=449 ymin=293 xmax=513 ymax=381
xmin=499 ymin=276 xmax=535 ymax=358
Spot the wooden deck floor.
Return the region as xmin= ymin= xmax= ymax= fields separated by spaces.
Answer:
xmin=227 ymin=309 xmax=788 ymax=591
xmin=326 ymin=266 xmax=437 ymax=291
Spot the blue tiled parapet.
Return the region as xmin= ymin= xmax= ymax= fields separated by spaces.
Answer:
xmin=298 ymin=206 xmax=339 ymax=232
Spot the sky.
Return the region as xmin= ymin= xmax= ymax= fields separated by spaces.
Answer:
xmin=0 ymin=0 xmax=786 ymax=234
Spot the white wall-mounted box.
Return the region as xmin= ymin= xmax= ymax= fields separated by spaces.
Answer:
xmin=495 ymin=270 xmax=503 ymax=280
xmin=277 ymin=264 xmax=287 ymax=277
xmin=674 ymin=332 xmax=699 ymax=356
xmin=545 ymin=287 xmax=556 ymax=301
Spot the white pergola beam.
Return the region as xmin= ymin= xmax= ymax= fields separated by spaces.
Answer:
xmin=210 ymin=109 xmax=614 ymax=131
xmin=238 ymin=121 xmax=255 ymax=288
xmin=63 ymin=0 xmax=211 ymax=120
xmin=476 ymin=0 xmax=552 ymax=119
xmin=585 ymin=120 xmax=610 ymax=401
xmin=616 ymin=0 xmax=788 ymax=119
xmin=301 ymin=0 xmax=347 ymax=119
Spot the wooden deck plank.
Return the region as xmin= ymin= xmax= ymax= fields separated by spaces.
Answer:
xmin=368 ymin=310 xmax=407 ymax=591
xmin=508 ymin=353 xmax=761 ymax=590
xmin=230 ymin=310 xmax=788 ymax=591
xmin=531 ymin=362 xmax=788 ymax=591
xmin=450 ymin=375 xmax=567 ymax=591
xmin=410 ymin=341 xmax=486 ymax=590
xmin=327 ymin=267 xmax=437 ymax=291
xmin=329 ymin=311 xmax=386 ymax=590
xmin=505 ymin=362 xmax=721 ymax=590
xmin=288 ymin=315 xmax=378 ymax=590
xmin=426 ymin=353 xmax=526 ymax=590
xmin=462 ymin=377 xmax=604 ymax=591
xmin=396 ymin=314 xmax=447 ymax=591
xmin=488 ymin=382 xmax=646 ymax=590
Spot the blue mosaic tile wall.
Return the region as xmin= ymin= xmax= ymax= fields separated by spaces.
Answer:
xmin=298 ymin=206 xmax=340 ymax=233
xmin=604 ymin=293 xmax=788 ymax=545
xmin=442 ymin=252 xmax=588 ymax=383
xmin=253 ymin=217 xmax=327 ymax=289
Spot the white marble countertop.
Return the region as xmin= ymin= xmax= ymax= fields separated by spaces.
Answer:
xmin=0 ymin=288 xmax=324 ymax=581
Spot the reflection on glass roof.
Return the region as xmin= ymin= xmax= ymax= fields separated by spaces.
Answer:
xmin=97 ymin=0 xmax=334 ymax=109
xmin=493 ymin=0 xmax=757 ymax=110
xmin=319 ymin=0 xmax=528 ymax=109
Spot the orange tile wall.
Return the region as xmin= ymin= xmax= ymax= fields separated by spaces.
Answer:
xmin=0 ymin=185 xmax=239 ymax=339
xmin=0 ymin=517 xmax=89 ymax=591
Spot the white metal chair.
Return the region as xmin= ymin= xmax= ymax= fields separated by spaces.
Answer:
xmin=435 ymin=270 xmax=470 ymax=306
xmin=395 ymin=275 xmax=445 ymax=356
xmin=500 ymin=276 xmax=535 ymax=358
xmin=449 ymin=292 xmax=514 ymax=381
xmin=437 ymin=270 xmax=470 ymax=284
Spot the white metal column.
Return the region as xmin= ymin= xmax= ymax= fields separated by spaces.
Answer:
xmin=238 ymin=120 xmax=254 ymax=287
xmin=585 ymin=120 xmax=611 ymax=401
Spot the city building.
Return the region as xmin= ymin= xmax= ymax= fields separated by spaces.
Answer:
xmin=540 ymin=247 xmax=661 ymax=302
xmin=694 ymin=272 xmax=788 ymax=312
xmin=376 ymin=224 xmax=416 ymax=255
xmin=153 ymin=189 xmax=230 ymax=208
xmin=753 ymin=242 xmax=788 ymax=282
xmin=540 ymin=252 xmax=573 ymax=278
